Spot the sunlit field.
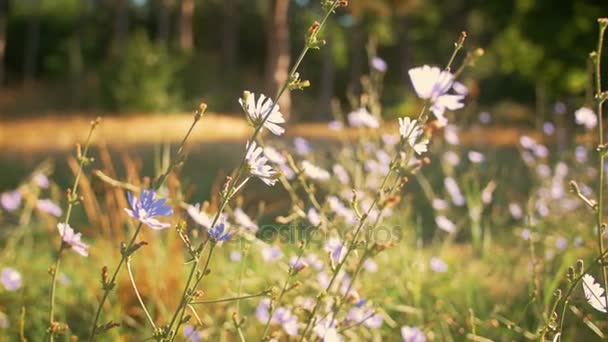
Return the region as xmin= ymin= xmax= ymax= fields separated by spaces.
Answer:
xmin=2 ymin=1 xmax=608 ymax=341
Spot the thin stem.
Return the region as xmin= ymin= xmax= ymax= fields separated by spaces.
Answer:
xmin=126 ymin=258 xmax=157 ymax=330
xmin=191 ymin=292 xmax=268 ymax=305
xmin=49 ymin=118 xmax=98 ymax=341
xmin=594 ymin=21 xmax=608 ymax=304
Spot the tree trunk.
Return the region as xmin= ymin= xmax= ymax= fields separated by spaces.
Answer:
xmin=69 ymin=2 xmax=86 ymax=107
xmin=348 ymin=20 xmax=364 ymax=97
xmin=111 ymin=0 xmax=129 ymax=56
xmin=221 ymin=0 xmax=238 ymax=70
xmin=318 ymin=40 xmax=335 ymax=120
xmin=0 ymin=0 xmax=7 ymax=86
xmin=157 ymin=0 xmax=172 ymax=48
xmin=398 ymin=15 xmax=411 ymax=85
xmin=23 ymin=0 xmax=41 ymax=86
xmin=178 ymin=0 xmax=194 ymax=52
xmin=266 ymin=0 xmax=291 ymax=118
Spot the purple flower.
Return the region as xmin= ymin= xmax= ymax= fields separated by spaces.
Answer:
xmin=325 ymin=238 xmax=346 ymax=264
xmin=444 ymin=125 xmax=460 ymax=145
xmin=554 ymin=102 xmax=567 ymax=115
xmin=1 ymin=190 xmax=21 ymax=212
xmin=183 ymin=325 xmax=202 ymax=342
xmin=435 ymin=216 xmax=456 ymax=233
xmin=33 ymin=173 xmax=49 ymax=188
xmin=467 ymin=151 xmax=485 ymax=163
xmin=401 ymin=326 xmax=426 ymax=342
xmin=294 ymin=137 xmax=312 ymax=155
xmin=1 ymin=267 xmax=22 ymax=291
xmin=125 ymin=189 xmax=173 ymax=230
xmin=521 ymin=229 xmax=531 ymax=241
xmin=234 ymin=208 xmax=258 ymax=233
xmin=346 ymin=307 xmax=383 ymax=329
xmin=478 ymin=111 xmax=491 ymax=124
xmin=256 ymin=298 xmax=271 ymax=322
xmin=543 ymin=122 xmax=555 ymax=135
xmin=57 ymin=223 xmax=89 ymax=257
xmin=556 ymin=237 xmax=568 ymax=250
xmin=348 ymin=108 xmax=379 ymax=128
xmin=363 ymin=259 xmax=378 ymax=273
xmin=208 ymin=219 xmax=232 ymax=242
xmin=430 ymin=257 xmax=448 ymax=273
xmin=575 ymin=146 xmax=588 ymax=163
xmin=333 ymin=164 xmax=350 ymax=185
xmin=371 ymin=57 xmax=387 ymax=72
xmin=328 ymin=120 xmax=344 ymax=131
xmin=444 ymin=177 xmax=465 ymax=206
xmin=36 ymin=199 xmax=62 ymax=217
xmin=230 ymin=251 xmax=242 ymax=262
xmin=255 ymin=299 xmax=299 ymax=336
xmin=261 ymin=245 xmax=283 ymax=262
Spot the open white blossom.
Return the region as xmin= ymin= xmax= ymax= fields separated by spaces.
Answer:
xmin=575 ymin=107 xmax=597 ymax=129
xmin=582 ymin=274 xmax=608 ymax=313
xmin=398 ymin=117 xmax=429 ymax=155
xmin=246 ymin=141 xmax=277 ymax=186
xmin=348 ymin=108 xmax=380 ymax=128
xmin=239 ymin=91 xmax=286 ymax=135
xmin=302 ymin=160 xmax=331 ymax=180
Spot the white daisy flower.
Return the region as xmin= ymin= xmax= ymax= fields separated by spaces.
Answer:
xmin=245 ymin=141 xmax=277 ymax=186
xmin=398 ymin=117 xmax=429 ymax=155
xmin=575 ymin=107 xmax=597 ymax=129
xmin=239 ymin=91 xmax=286 ymax=135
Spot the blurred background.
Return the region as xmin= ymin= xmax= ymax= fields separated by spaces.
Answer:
xmin=0 ymin=0 xmax=605 ymax=122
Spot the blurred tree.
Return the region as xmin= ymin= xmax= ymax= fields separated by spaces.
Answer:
xmin=266 ymin=0 xmax=290 ymax=116
xmin=221 ymin=0 xmax=238 ymax=70
xmin=156 ymin=0 xmax=174 ymax=48
xmin=23 ymin=0 xmax=41 ymax=85
xmin=0 ymin=0 xmax=7 ymax=86
xmin=178 ymin=0 xmax=193 ymax=51
xmin=111 ymin=0 xmax=129 ymax=56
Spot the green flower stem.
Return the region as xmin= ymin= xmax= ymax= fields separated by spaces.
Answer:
xmin=191 ymin=291 xmax=269 ymax=305
xmin=48 ymin=118 xmax=99 ymax=342
xmin=88 ymin=112 xmax=201 ymax=341
xmin=126 ymin=257 xmax=157 ymax=330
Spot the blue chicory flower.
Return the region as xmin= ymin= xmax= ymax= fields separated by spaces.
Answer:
xmin=124 ymin=189 xmax=173 ymax=230
xmin=1 ymin=190 xmax=21 ymax=212
xmin=208 ymin=219 xmax=232 ymax=242
xmin=1 ymin=267 xmax=22 ymax=291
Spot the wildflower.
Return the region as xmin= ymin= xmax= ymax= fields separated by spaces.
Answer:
xmin=444 ymin=177 xmax=465 ymax=206
xmin=294 ymin=137 xmax=312 ymax=155
xmin=1 ymin=267 xmax=22 ymax=291
xmin=429 ymin=257 xmax=448 ymax=273
xmin=187 ymin=204 xmax=212 ymax=229
xmin=333 ymin=164 xmax=350 ymax=185
xmin=0 ymin=311 xmax=8 ymax=329
xmin=346 ymin=306 xmax=383 ymax=328
xmin=33 ymin=173 xmax=49 ymax=188
xmin=443 ymin=151 xmax=460 ymax=166
xmin=289 ymin=256 xmax=308 ymax=271
xmin=408 ymin=65 xmax=465 ymax=126
xmin=245 ymin=141 xmax=277 ymax=186
xmin=348 ymin=108 xmax=380 ymax=128
xmin=273 ymin=307 xmax=299 ymax=336
xmin=521 ymin=229 xmax=531 ymax=241
xmin=575 ymin=146 xmax=588 ymax=163
xmin=234 ymin=208 xmax=258 ymax=233
xmin=575 ymin=107 xmax=597 ymax=129
xmin=183 ymin=325 xmax=202 ymax=342
xmin=313 ymin=319 xmax=342 ymax=342
xmin=435 ymin=216 xmax=456 ymax=233
xmin=401 ymin=326 xmax=426 ymax=342
xmin=555 ymin=237 xmax=568 ymax=251
xmin=478 ymin=111 xmax=491 ymax=124
xmin=325 ymin=237 xmax=347 ymax=264
xmin=382 ymin=134 xmax=400 ymax=146
xmin=36 ymin=199 xmax=62 ymax=217
xmin=239 ymin=91 xmax=285 ymax=135
xmin=432 ymin=198 xmax=448 ymax=211
xmin=467 ymin=151 xmax=485 ymax=163
xmin=207 ymin=219 xmax=232 ymax=242
xmin=261 ymin=245 xmax=283 ymax=262
xmin=554 ymin=102 xmax=567 ymax=115
xmin=327 ymin=196 xmax=357 ymax=224
xmin=230 ymin=251 xmax=242 ymax=262
xmin=307 ymin=208 xmax=321 ymax=226
xmin=371 ymin=57 xmax=387 ymax=72
xmin=582 ymin=274 xmax=608 ymax=313
xmin=328 ymin=120 xmax=344 ymax=130
xmin=398 ymin=117 xmax=429 ymax=155
xmin=304 ymin=253 xmax=324 ymax=270
xmin=363 ymin=259 xmax=378 ymax=273
xmin=444 ymin=125 xmax=460 ymax=145
xmin=255 ymin=298 xmax=271 ymax=322
xmin=57 ymin=223 xmax=89 ymax=257
xmin=302 ymin=160 xmax=331 ymax=180
xmin=533 ymin=144 xmax=549 ymax=158
xmin=264 ymin=146 xmax=287 ymax=165
xmin=543 ymin=122 xmax=555 ymax=135
xmin=1 ymin=190 xmax=21 ymax=212
xmin=125 ymin=189 xmax=173 ymax=230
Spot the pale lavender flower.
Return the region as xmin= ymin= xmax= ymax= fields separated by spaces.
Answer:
xmin=1 ymin=267 xmax=22 ymax=291
xmin=125 ymin=189 xmax=172 ymax=230
xmin=0 ymin=311 xmax=8 ymax=329
xmin=304 ymin=253 xmax=324 ymax=270
xmin=246 ymin=141 xmax=277 ymax=186
xmin=371 ymin=57 xmax=387 ymax=72
xmin=521 ymin=229 xmax=531 ymax=241
xmin=478 ymin=111 xmax=491 ymax=124
xmin=467 ymin=151 xmax=485 ymax=163
xmin=234 ymin=208 xmax=258 ymax=233
xmin=328 ymin=120 xmax=344 ymax=130
xmin=183 ymin=325 xmax=202 ymax=342
xmin=519 ymin=135 xmax=536 ymax=149
xmin=554 ymin=102 xmax=567 ymax=114
xmin=444 ymin=125 xmax=460 ymax=145
xmin=543 ymin=122 xmax=555 ymax=135
xmin=452 ymin=81 xmax=469 ymax=95
xmin=230 ymin=250 xmax=242 ymax=262
xmin=187 ymin=204 xmax=213 ymax=229
xmin=382 ymin=134 xmax=400 ymax=146
xmin=346 ymin=307 xmax=383 ymax=329
xmin=333 ymin=164 xmax=350 ymax=185
xmin=289 ymin=256 xmax=308 ymax=271
xmin=325 ymin=237 xmax=346 ymax=264
xmin=33 ymin=173 xmax=49 ymax=188
xmin=435 ymin=216 xmax=456 ymax=233
xmin=57 ymin=223 xmax=89 ymax=257
xmin=444 ymin=177 xmax=465 ymax=206
xmin=401 ymin=326 xmax=426 ymax=342
xmin=348 ymin=108 xmax=380 ymax=128
xmin=294 ymin=137 xmax=312 ymax=155
xmin=239 ymin=91 xmax=285 ymax=135
xmin=37 ymin=199 xmax=62 ymax=217
xmin=363 ymin=259 xmax=378 ymax=273
xmin=307 ymin=208 xmax=321 ymax=226
xmin=574 ymin=237 xmax=584 ymax=247
xmin=443 ymin=151 xmax=460 ymax=166
xmin=313 ymin=319 xmax=342 ymax=342
xmin=430 ymin=257 xmax=448 ymax=273
xmin=302 ymin=161 xmax=331 ymax=181
xmin=1 ymin=190 xmax=21 ymax=212
xmin=556 ymin=237 xmax=568 ymax=250
xmin=327 ymin=196 xmax=356 ymax=223
xmin=256 ymin=298 xmax=271 ymax=322
xmin=261 ymin=245 xmax=283 ymax=262
xmin=575 ymin=107 xmax=597 ymax=129
xmin=399 ymin=117 xmax=429 ymax=155
xmin=273 ymin=307 xmax=299 ymax=336
xmin=575 ymin=146 xmax=588 ymax=163
xmin=432 ymin=198 xmax=448 ymax=211
xmin=536 ymin=165 xmax=551 ymax=178
xmin=264 ymin=146 xmax=287 ymax=164
xmin=533 ymin=144 xmax=549 ymax=158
